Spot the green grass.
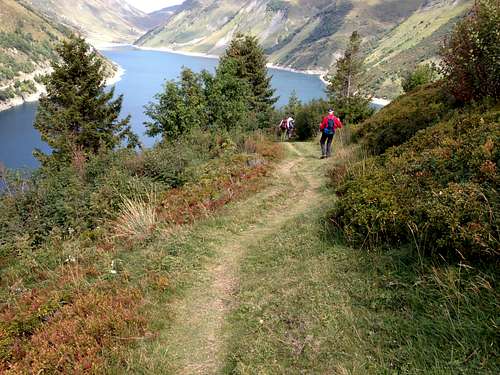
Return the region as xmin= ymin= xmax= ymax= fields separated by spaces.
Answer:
xmin=105 ymin=163 xmax=295 ymax=374
xmin=222 ymin=199 xmax=498 ymax=374
xmin=2 ymin=140 xmax=497 ymax=373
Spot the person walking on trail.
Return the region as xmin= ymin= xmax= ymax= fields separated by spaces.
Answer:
xmin=286 ymin=116 xmax=295 ymax=140
xmin=319 ymin=109 xmax=342 ymax=159
xmin=278 ymin=116 xmax=292 ymax=142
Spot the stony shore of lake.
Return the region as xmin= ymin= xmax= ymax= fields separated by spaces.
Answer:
xmin=0 ymin=64 xmax=125 ymax=113
xmin=0 ymin=67 xmax=51 ymax=113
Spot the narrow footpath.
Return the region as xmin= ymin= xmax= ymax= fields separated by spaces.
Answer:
xmin=169 ymin=143 xmax=326 ymax=374
xmin=126 ymin=142 xmax=331 ymax=374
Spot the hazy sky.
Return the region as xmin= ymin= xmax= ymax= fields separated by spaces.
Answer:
xmin=126 ymin=0 xmax=184 ymax=13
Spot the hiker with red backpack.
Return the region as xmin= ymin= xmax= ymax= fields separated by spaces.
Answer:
xmin=278 ymin=116 xmax=292 ymax=142
xmin=319 ymin=109 xmax=342 ymax=159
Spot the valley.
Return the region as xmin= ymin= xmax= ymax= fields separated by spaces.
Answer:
xmin=136 ymin=0 xmax=473 ymax=98
xmin=0 ymin=0 xmax=474 ymax=106
xmin=0 ymin=1 xmax=497 ymax=373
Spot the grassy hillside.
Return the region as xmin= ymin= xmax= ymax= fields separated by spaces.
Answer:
xmin=363 ymin=0 xmax=473 ymax=97
xmin=135 ymin=0 xmax=472 ymax=98
xmin=24 ymin=0 xmax=149 ymax=44
xmin=0 ymin=0 xmax=69 ymax=105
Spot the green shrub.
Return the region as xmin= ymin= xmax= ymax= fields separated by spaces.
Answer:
xmin=294 ymin=99 xmax=329 ymax=140
xmin=0 ymin=129 xmax=268 ymax=256
xmin=142 ymin=135 xmax=211 ymax=187
xmin=441 ymin=0 xmax=500 ymax=102
xmin=402 ymin=63 xmax=438 ymax=93
xmin=0 ymin=148 xmax=158 ymax=252
xmin=0 ymin=88 xmax=15 ymax=100
xmin=354 ymin=83 xmax=455 ymax=155
xmin=333 ymin=105 xmax=500 ymax=260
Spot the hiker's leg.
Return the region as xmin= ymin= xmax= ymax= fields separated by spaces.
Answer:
xmin=326 ymin=134 xmax=334 ymax=157
xmin=320 ymin=133 xmax=327 ymax=157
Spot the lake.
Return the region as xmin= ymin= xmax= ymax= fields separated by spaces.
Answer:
xmin=0 ymin=46 xmax=326 ymax=169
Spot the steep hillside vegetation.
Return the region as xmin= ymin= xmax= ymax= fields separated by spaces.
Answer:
xmin=24 ymin=0 xmax=150 ymax=44
xmin=0 ymin=0 xmax=69 ymax=109
xmin=136 ymin=0 xmax=472 ymax=98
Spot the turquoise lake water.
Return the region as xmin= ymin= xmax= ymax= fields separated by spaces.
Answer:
xmin=0 ymin=46 xmax=326 ymax=169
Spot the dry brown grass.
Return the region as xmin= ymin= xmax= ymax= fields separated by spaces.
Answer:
xmin=113 ymin=191 xmax=159 ymax=239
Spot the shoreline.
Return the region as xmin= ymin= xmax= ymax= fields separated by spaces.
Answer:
xmin=0 ymin=61 xmax=125 ymax=113
xmin=133 ymin=45 xmax=391 ymax=106
xmin=106 ymin=64 xmax=125 ymax=86
xmin=134 ymin=45 xmax=328 ymax=77
xmin=0 ymin=67 xmax=51 ymax=113
xmin=0 ymin=43 xmax=391 ymax=112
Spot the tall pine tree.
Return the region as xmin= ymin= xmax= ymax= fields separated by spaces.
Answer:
xmin=207 ymin=58 xmax=253 ymax=131
xmin=219 ymin=33 xmax=277 ymax=126
xmin=325 ymin=31 xmax=373 ymax=124
xmin=326 ymin=31 xmax=364 ymax=98
xmin=284 ymin=90 xmax=301 ymax=118
xmin=34 ymin=36 xmax=137 ymax=165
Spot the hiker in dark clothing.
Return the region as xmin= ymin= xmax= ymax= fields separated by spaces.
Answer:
xmin=319 ymin=109 xmax=342 ymax=159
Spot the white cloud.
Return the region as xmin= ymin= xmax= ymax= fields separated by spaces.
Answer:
xmin=125 ymin=0 xmax=185 ymax=13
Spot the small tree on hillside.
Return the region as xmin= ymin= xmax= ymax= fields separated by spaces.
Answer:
xmin=145 ymin=67 xmax=208 ymax=141
xmin=219 ymin=33 xmax=278 ymax=126
xmin=402 ymin=63 xmax=438 ymax=93
xmin=284 ymin=90 xmax=301 ymax=118
xmin=34 ymin=36 xmax=136 ymax=165
xmin=206 ymin=59 xmax=253 ymax=131
xmin=327 ymin=31 xmax=364 ymax=98
xmin=326 ymin=31 xmax=373 ymax=124
xmin=441 ymin=0 xmax=500 ymax=102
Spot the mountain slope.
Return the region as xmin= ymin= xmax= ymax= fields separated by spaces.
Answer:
xmin=0 ymin=0 xmax=69 ymax=109
xmin=135 ymin=0 xmax=472 ymax=97
xmin=144 ymin=3 xmax=187 ymax=30
xmin=24 ymin=0 xmax=149 ymax=44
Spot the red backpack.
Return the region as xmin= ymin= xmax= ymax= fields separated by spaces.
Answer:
xmin=280 ymin=118 xmax=288 ymax=130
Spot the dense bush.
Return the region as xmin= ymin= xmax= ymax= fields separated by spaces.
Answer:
xmin=294 ymin=99 xmax=329 ymax=140
xmin=0 ymin=150 xmax=156 ymax=249
xmin=354 ymin=83 xmax=455 ymax=155
xmin=0 ymin=129 xmax=277 ymax=255
xmin=402 ymin=63 xmax=438 ymax=93
xmin=441 ymin=0 xmax=500 ymax=102
xmin=0 ymin=88 xmax=15 ymax=100
xmin=332 ymin=105 xmax=499 ymax=260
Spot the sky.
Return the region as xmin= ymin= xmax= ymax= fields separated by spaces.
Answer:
xmin=125 ymin=0 xmax=185 ymax=13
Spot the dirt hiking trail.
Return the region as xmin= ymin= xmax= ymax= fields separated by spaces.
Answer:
xmin=136 ymin=142 xmax=330 ymax=374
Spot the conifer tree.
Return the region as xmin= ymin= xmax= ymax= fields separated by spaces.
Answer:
xmin=326 ymin=31 xmax=373 ymax=124
xmin=326 ymin=31 xmax=364 ymax=98
xmin=207 ymin=58 xmax=253 ymax=131
xmin=34 ymin=36 xmax=137 ymax=164
xmin=284 ymin=90 xmax=301 ymax=118
xmin=219 ymin=33 xmax=277 ymax=126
